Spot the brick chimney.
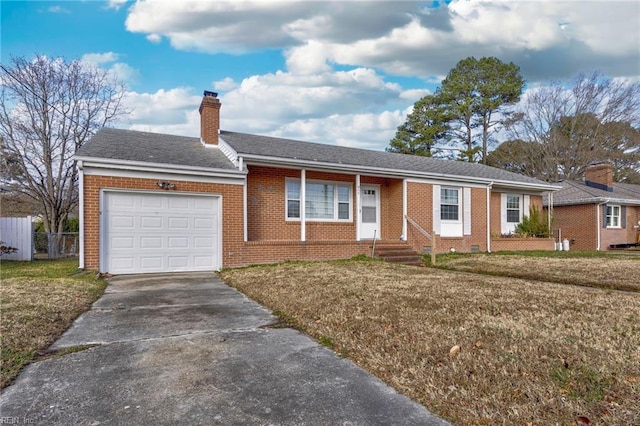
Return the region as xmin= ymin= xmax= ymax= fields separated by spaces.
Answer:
xmin=584 ymin=162 xmax=614 ymax=192
xmin=199 ymin=90 xmax=221 ymax=145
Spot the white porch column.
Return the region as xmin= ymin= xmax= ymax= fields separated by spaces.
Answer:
xmin=402 ymin=178 xmax=407 ymax=240
xmin=301 ymin=169 xmax=306 ymax=242
xmin=355 ymin=174 xmax=361 ymax=241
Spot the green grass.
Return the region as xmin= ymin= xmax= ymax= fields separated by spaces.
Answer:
xmin=0 ymin=259 xmax=106 ymax=388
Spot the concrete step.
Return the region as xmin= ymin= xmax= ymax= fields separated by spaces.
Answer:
xmin=373 ymin=243 xmax=425 ymax=267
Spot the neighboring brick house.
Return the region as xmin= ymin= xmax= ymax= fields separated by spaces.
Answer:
xmin=74 ymin=91 xmax=558 ymax=274
xmin=546 ymin=163 xmax=640 ymax=251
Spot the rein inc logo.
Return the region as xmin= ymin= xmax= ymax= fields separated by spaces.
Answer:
xmin=0 ymin=418 xmax=34 ymax=424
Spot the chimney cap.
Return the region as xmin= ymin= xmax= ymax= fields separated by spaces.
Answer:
xmin=203 ymin=90 xmax=218 ymax=98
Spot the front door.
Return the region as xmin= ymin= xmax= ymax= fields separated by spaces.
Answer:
xmin=360 ymin=185 xmax=380 ymax=239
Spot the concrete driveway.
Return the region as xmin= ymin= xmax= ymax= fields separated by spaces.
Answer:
xmin=1 ymin=273 xmax=448 ymax=425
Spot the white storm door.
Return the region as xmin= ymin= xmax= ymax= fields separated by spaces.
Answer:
xmin=359 ymin=185 xmax=380 ymax=239
xmin=102 ymin=191 xmax=220 ymax=274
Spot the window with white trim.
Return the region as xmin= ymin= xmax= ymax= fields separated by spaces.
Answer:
xmin=506 ymin=195 xmax=521 ymax=223
xmin=440 ymin=188 xmax=460 ymax=221
xmin=606 ymin=205 xmax=621 ymax=228
xmin=286 ymin=179 xmax=352 ymax=221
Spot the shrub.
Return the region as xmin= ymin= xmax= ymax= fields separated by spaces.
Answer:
xmin=515 ymin=206 xmax=550 ymax=238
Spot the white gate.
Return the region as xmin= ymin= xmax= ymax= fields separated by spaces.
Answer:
xmin=0 ymin=216 xmax=33 ymax=261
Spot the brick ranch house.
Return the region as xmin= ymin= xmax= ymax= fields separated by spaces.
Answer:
xmin=74 ymin=91 xmax=559 ymax=274
xmin=546 ymin=163 xmax=640 ymax=251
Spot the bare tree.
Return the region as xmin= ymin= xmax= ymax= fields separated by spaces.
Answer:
xmin=505 ymin=72 xmax=640 ymax=182
xmin=0 ymin=56 xmax=127 ymax=257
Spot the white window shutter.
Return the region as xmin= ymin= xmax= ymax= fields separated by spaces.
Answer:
xmin=433 ymin=185 xmax=441 ymax=235
xmin=500 ymin=193 xmax=507 ymax=234
xmin=523 ymin=195 xmax=530 ymax=220
xmin=463 ymin=187 xmax=471 ymax=235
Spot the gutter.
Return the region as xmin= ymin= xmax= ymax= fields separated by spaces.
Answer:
xmin=74 ymin=156 xmax=247 ymax=177
xmin=238 ymin=155 xmax=560 ymax=192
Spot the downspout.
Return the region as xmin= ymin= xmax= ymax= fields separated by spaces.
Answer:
xmin=241 ymin=157 xmax=247 ymax=243
xmin=301 ymin=169 xmax=306 ymax=242
xmin=78 ymin=160 xmax=85 ymax=269
xmin=547 ymin=191 xmax=553 ymax=238
xmin=402 ymin=178 xmax=407 ymax=241
xmin=486 ymin=181 xmax=493 ymax=253
xmin=356 ymin=174 xmax=361 ymax=242
xmin=596 ymin=201 xmax=606 ymax=251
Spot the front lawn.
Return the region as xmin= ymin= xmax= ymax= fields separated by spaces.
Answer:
xmin=431 ymin=251 xmax=640 ymax=292
xmin=221 ymin=259 xmax=640 ymax=425
xmin=0 ymin=259 xmax=106 ymax=388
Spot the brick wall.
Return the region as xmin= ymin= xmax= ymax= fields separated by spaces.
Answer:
xmin=84 ymin=169 xmax=557 ymax=271
xmin=491 ymin=238 xmax=555 ymax=251
xmin=601 ymin=205 xmax=640 ymax=249
xmin=552 ymin=204 xmax=598 ymax=250
xmin=405 ymin=183 xmax=491 ymax=254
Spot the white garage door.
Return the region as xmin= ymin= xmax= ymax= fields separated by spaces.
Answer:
xmin=102 ymin=191 xmax=220 ymax=274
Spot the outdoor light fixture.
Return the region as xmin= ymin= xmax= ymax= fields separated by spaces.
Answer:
xmin=156 ymin=181 xmax=176 ymax=190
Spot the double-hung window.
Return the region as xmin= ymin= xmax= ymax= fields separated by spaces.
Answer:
xmin=286 ymin=179 xmax=352 ymax=221
xmin=440 ymin=188 xmax=460 ymax=221
xmin=606 ymin=205 xmax=621 ymax=228
xmin=506 ymin=195 xmax=521 ymax=223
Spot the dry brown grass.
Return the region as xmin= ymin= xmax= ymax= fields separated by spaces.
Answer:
xmin=0 ymin=259 xmax=106 ymax=387
xmin=221 ymin=260 xmax=640 ymax=426
xmin=435 ymin=252 xmax=640 ymax=292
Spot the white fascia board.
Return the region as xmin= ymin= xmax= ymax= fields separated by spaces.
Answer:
xmin=489 ymin=181 xmax=562 ymax=192
xmin=77 ymin=157 xmax=246 ymax=180
xmin=74 ymin=155 xmax=246 ymax=178
xmin=240 ymin=154 xmax=560 ymax=191
xmin=82 ymin=163 xmax=246 ymax=185
xmin=218 ymin=137 xmax=239 ymax=165
xmin=551 ymin=197 xmax=640 ymax=207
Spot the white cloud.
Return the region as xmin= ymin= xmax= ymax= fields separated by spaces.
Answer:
xmin=47 ymin=5 xmax=70 ymax=14
xmin=124 ymin=87 xmax=201 ymax=127
xmin=146 ymin=33 xmax=162 ymax=44
xmin=122 ymin=0 xmax=639 ymax=80
xmin=271 ymin=110 xmax=405 ymax=150
xmin=81 ymin=52 xmax=120 ymax=66
xmin=213 ymin=77 xmax=238 ymax=92
xmin=399 ymin=89 xmax=431 ymax=101
xmin=218 ymin=68 xmax=402 ymax=135
xmin=106 ymin=0 xmax=128 ymax=11
xmin=80 ymin=52 xmax=139 ymax=84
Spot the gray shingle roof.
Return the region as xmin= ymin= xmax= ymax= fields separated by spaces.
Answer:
xmin=549 ymin=180 xmax=640 ymax=205
xmin=76 ymin=127 xmax=557 ymax=189
xmin=221 ymin=131 xmax=554 ymax=187
xmin=75 ymin=128 xmax=238 ymax=171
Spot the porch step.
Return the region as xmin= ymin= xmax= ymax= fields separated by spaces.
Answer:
xmin=372 ymin=242 xmax=425 ymax=267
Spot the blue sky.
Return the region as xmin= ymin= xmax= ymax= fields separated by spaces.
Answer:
xmin=2 ymin=0 xmax=639 ymax=151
